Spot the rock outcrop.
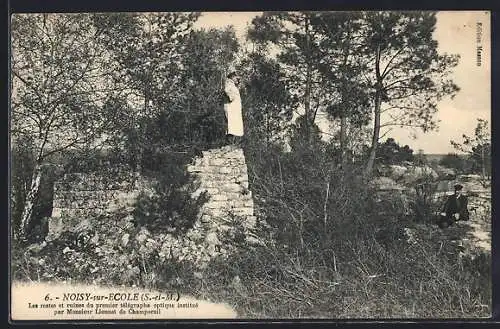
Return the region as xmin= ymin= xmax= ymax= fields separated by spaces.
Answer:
xmin=373 ymin=164 xmax=491 ymax=234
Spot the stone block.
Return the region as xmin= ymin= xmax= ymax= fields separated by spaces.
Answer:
xmin=204 ymin=201 xmax=228 ymax=209
xmin=202 ymin=180 xmax=224 ymax=188
xmin=233 ymin=207 xmax=254 ymax=216
xmin=219 ymin=167 xmax=232 ymax=174
xmin=241 ymin=199 xmax=254 ymax=208
xmin=205 ymin=208 xmax=226 ymax=217
xmin=210 ymin=158 xmax=226 ymax=166
xmin=205 ymin=231 xmax=220 ymax=245
xmin=228 ymin=200 xmax=246 ymax=208
xmin=211 ymin=194 xmax=228 ymax=201
xmin=226 ymin=149 xmax=244 ymax=158
xmin=205 ymin=187 xmax=221 ymax=195
xmin=187 ymin=165 xmax=202 ymax=173
xmin=235 ymin=174 xmax=248 ymax=183
xmin=47 ymin=216 xmax=64 ymax=238
xmin=191 ymin=188 xmax=205 ymax=198
xmin=51 ymin=207 xmax=62 ymax=218
xmin=222 ymin=184 xmax=242 ymax=193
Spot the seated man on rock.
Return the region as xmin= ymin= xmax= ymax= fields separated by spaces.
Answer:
xmin=438 ymin=184 xmax=470 ymax=228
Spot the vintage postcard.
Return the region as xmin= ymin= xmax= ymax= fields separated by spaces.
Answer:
xmin=10 ymin=10 xmax=491 ymax=320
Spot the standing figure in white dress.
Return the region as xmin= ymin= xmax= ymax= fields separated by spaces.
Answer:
xmin=223 ymin=72 xmax=244 ymax=145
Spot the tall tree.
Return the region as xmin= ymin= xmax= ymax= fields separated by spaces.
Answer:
xmin=93 ymin=13 xmax=201 ymax=165
xmin=175 ymin=27 xmax=239 ymax=147
xmin=310 ymin=12 xmax=371 ymax=165
xmin=361 ymin=12 xmax=460 ymax=175
xmin=376 ymin=137 xmax=414 ymax=165
xmin=238 ymin=52 xmax=296 ymax=148
xmin=11 ymin=13 xmax=126 ymax=239
xmin=248 ymin=12 xmax=330 ymax=144
xmin=451 ymin=118 xmax=491 ymax=185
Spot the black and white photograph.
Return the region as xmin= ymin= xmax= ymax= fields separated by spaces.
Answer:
xmin=9 ymin=10 xmax=491 ymax=320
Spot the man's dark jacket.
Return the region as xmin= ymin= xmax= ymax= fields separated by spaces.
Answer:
xmin=442 ymin=193 xmax=470 ymax=221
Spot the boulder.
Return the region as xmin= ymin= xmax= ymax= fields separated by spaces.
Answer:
xmin=458 ymin=174 xmax=490 ymax=193
xmin=434 ymin=165 xmax=457 ymax=180
xmin=379 ymin=165 xmax=409 ymax=181
xmin=372 ymin=176 xmax=406 ymax=191
xmin=400 ymin=165 xmax=438 ymax=185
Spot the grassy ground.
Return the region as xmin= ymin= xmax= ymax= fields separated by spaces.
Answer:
xmin=183 ymin=221 xmax=491 ymax=318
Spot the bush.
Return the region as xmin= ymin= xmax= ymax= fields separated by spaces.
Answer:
xmin=439 ymin=153 xmax=469 ymax=173
xmin=246 ymin=139 xmax=377 ymax=251
xmin=412 ymin=181 xmax=442 ymax=224
xmin=204 ymin=140 xmax=491 ymax=318
xmin=133 ymin=150 xmax=209 ymax=235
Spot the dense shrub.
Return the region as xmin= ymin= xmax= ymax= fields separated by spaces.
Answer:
xmin=246 ymin=138 xmax=377 ymax=251
xmin=376 ymin=138 xmax=415 ymax=165
xmin=133 ymin=150 xmax=209 ymax=234
xmin=439 ymin=153 xmax=470 ymax=173
xmin=210 ymin=139 xmax=492 ymax=318
xmin=412 ymin=181 xmax=442 ymax=224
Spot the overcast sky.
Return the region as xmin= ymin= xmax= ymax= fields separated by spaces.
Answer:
xmin=194 ymin=11 xmax=491 ymax=154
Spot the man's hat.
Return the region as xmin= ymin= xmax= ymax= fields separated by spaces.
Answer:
xmin=454 ymin=184 xmax=463 ymax=191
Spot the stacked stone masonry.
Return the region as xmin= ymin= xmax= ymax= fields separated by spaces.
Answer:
xmin=187 ymin=146 xmax=257 ymax=231
xmin=48 ymin=146 xmax=260 ymax=268
xmin=49 ymin=171 xmax=145 ymax=236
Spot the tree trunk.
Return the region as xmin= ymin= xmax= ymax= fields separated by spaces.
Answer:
xmin=323 ymin=179 xmax=330 ymax=233
xmin=18 ymin=163 xmax=43 ymax=240
xmin=304 ymin=16 xmax=312 ymax=144
xmin=481 ymin=145 xmax=486 ymax=178
xmin=339 ymin=25 xmax=352 ymax=168
xmin=365 ymin=44 xmax=383 ymax=176
xmin=365 ymin=93 xmax=382 ymax=176
xmin=265 ymin=114 xmax=270 ymax=149
xmin=340 ymin=114 xmax=347 ymax=166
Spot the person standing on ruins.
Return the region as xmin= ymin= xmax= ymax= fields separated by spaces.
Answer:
xmin=223 ymin=71 xmax=244 ymax=146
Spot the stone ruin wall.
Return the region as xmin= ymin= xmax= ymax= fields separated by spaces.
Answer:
xmin=48 ymin=146 xmax=260 ymax=267
xmin=186 ymin=146 xmax=257 ymax=231
xmin=49 ymin=171 xmax=145 ymax=237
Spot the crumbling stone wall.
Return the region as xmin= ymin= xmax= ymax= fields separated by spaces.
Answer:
xmin=49 ymin=171 xmax=146 ymax=237
xmin=187 ymin=145 xmax=257 ymax=231
xmin=48 ymin=145 xmax=262 ymax=268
